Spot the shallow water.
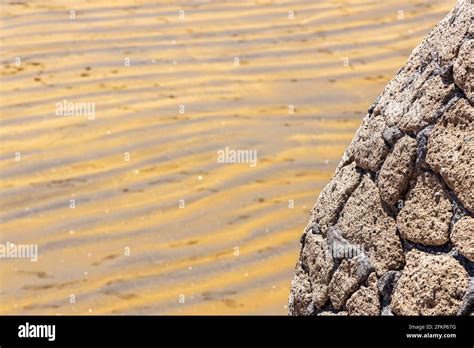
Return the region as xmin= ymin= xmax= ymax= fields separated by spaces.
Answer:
xmin=0 ymin=0 xmax=454 ymax=314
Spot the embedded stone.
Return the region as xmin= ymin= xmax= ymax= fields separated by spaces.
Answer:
xmin=328 ymin=254 xmax=373 ymax=309
xmin=391 ymin=250 xmax=469 ymax=315
xmin=347 ymin=115 xmax=388 ymax=172
xmin=336 ymin=175 xmax=404 ymax=275
xmin=299 ymin=232 xmax=334 ymax=309
xmin=288 ymin=263 xmax=313 ymax=316
xmin=451 ymin=216 xmax=474 ymax=262
xmin=346 ymin=273 xmax=380 ymax=316
xmin=398 ymin=76 xmax=455 ymax=133
xmin=377 ymin=136 xmax=417 ymax=205
xmin=426 ymin=98 xmax=474 ymax=213
xmin=453 ymin=38 xmax=473 ymax=103
xmin=397 ymin=172 xmax=452 ymax=246
xmin=308 ymin=162 xmax=361 ymax=234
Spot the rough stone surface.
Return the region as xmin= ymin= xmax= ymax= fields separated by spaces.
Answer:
xmin=457 ymin=278 xmax=474 ymax=315
xmin=307 ymin=162 xmax=361 ymax=234
xmin=453 ymin=39 xmax=473 ymax=103
xmin=288 ymin=263 xmax=313 ymax=315
xmin=391 ymin=250 xmax=469 ymax=315
xmin=377 ymin=136 xmax=417 ymax=205
xmin=336 ymin=175 xmax=404 ymax=275
xmin=289 ymin=0 xmax=473 ymax=316
xmin=451 ymin=216 xmax=474 ymax=262
xmin=426 ymin=99 xmax=474 ymax=213
xmin=299 ymin=232 xmax=334 ymax=309
xmin=347 ymin=115 xmax=388 ymax=172
xmin=397 ymin=172 xmax=452 ymax=246
xmin=328 ymin=254 xmax=373 ymax=309
xmin=382 ymin=126 xmax=403 ymax=146
xmin=346 ymin=273 xmax=380 ymax=316
xmin=397 ymin=76 xmax=455 ymax=133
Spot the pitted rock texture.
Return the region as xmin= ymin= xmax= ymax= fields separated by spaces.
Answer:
xmin=377 ymin=135 xmax=417 ymax=205
xmin=299 ymin=232 xmax=334 ymax=309
xmin=391 ymin=250 xmax=468 ymax=316
xmin=397 ymin=172 xmax=452 ymax=246
xmin=288 ymin=263 xmax=313 ymax=315
xmin=347 ymin=115 xmax=388 ymax=172
xmin=336 ymin=175 xmax=404 ymax=275
xmin=328 ymin=253 xmax=373 ymax=310
xmin=306 ymin=162 xmax=361 ymax=234
xmin=451 ymin=216 xmax=474 ymax=262
xmin=346 ymin=273 xmax=380 ymax=316
xmin=289 ymin=0 xmax=473 ymax=316
xmin=453 ymin=39 xmax=473 ymax=103
xmin=426 ymin=98 xmax=474 ymax=212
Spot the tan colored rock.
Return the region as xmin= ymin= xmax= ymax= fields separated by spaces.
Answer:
xmin=347 ymin=115 xmax=388 ymax=172
xmin=398 ymin=77 xmax=455 ymax=133
xmin=453 ymin=38 xmax=473 ymax=103
xmin=288 ymin=263 xmax=312 ymax=315
xmin=397 ymin=172 xmax=452 ymax=246
xmin=426 ymin=99 xmax=474 ymax=213
xmin=328 ymin=254 xmax=373 ymax=309
xmin=336 ymin=175 xmax=404 ymax=275
xmin=377 ymin=136 xmax=417 ymax=205
xmin=391 ymin=250 xmax=468 ymax=315
xmin=347 ymin=273 xmax=380 ymax=316
xmin=308 ymin=162 xmax=361 ymax=234
xmin=451 ymin=216 xmax=474 ymax=262
xmin=299 ymin=232 xmax=334 ymax=308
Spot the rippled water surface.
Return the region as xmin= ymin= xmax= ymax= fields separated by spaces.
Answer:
xmin=0 ymin=0 xmax=455 ymax=314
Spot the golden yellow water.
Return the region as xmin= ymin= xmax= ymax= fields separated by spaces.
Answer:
xmin=0 ymin=0 xmax=455 ymax=314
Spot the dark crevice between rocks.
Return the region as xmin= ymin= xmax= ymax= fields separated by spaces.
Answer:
xmin=429 ymin=89 xmax=464 ymax=125
xmin=377 ymin=270 xmax=401 ymax=316
xmin=401 ymin=238 xmax=453 ymax=255
xmin=452 ymin=251 xmax=474 ymax=277
xmin=415 ymin=124 xmax=435 ymax=168
xmin=381 ymin=200 xmax=398 ymax=219
xmin=318 ymin=161 xmax=364 ymax=237
xmin=354 ymin=165 xmax=377 ymax=182
xmin=312 ymin=301 xmax=336 ymax=316
xmin=413 ymin=88 xmax=463 ymax=169
xmin=432 ymin=63 xmax=454 ymax=85
xmin=422 ymin=165 xmax=473 ymax=227
xmin=367 ymin=95 xmax=381 ymax=116
xmin=451 ymin=82 xmax=469 ymax=106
